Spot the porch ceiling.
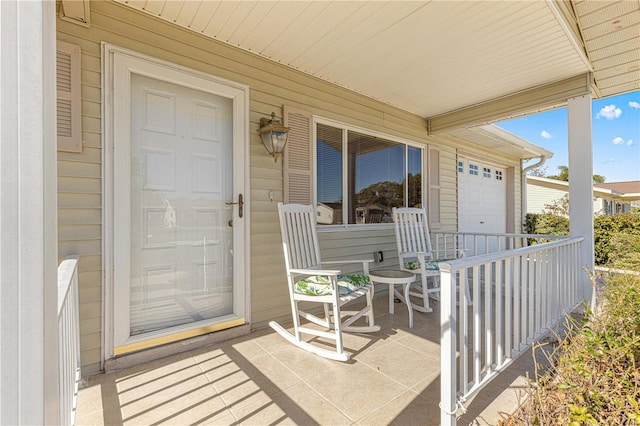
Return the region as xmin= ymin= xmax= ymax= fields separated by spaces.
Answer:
xmin=117 ymin=0 xmax=639 ymax=127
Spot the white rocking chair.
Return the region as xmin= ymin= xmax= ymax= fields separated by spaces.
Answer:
xmin=269 ymin=203 xmax=380 ymax=361
xmin=393 ymin=207 xmax=467 ymax=313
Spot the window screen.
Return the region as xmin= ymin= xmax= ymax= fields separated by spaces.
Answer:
xmin=317 ymin=124 xmax=343 ymax=224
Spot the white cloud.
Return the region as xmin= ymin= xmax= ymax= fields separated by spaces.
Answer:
xmin=602 ymin=158 xmax=616 ymax=164
xmin=630 ymin=101 xmax=640 ymax=110
xmin=596 ymin=104 xmax=622 ymax=119
xmin=612 ymin=137 xmax=625 ymax=145
xmin=540 ymin=130 xmax=552 ymax=139
xmin=627 ymin=139 xmax=634 ymax=146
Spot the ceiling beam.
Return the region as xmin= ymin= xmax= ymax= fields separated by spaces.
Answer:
xmin=428 ymin=73 xmax=592 ymax=134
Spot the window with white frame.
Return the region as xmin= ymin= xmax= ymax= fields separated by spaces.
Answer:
xmin=495 ymin=170 xmax=503 ymax=181
xmin=469 ymin=163 xmax=479 ymax=176
xmin=316 ymin=122 xmax=423 ymax=226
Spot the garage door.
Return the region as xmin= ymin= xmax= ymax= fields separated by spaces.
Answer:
xmin=457 ymin=158 xmax=506 ymax=254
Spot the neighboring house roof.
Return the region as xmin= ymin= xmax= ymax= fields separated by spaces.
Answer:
xmin=116 ymin=0 xmax=639 ymax=133
xmin=528 ymin=177 xmax=640 ymax=201
xmin=528 ymin=176 xmax=612 ymax=197
xmin=594 ymin=181 xmax=640 ymax=197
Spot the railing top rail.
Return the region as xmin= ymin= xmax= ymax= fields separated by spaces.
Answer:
xmin=432 ymin=231 xmax=568 ymax=240
xmin=57 ymin=255 xmax=79 ymax=315
xmin=438 ymin=236 xmax=584 ymax=271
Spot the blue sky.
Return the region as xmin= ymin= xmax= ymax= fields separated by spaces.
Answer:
xmin=497 ymin=90 xmax=640 ymax=183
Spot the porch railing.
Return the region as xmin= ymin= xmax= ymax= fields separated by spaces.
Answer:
xmin=438 ymin=237 xmax=584 ymax=426
xmin=433 ymin=231 xmax=567 ymax=258
xmin=58 ymin=255 xmax=80 ymax=426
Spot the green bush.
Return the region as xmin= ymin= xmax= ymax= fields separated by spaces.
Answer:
xmin=525 ymin=213 xmax=640 ymax=267
xmin=523 ymin=213 xmax=537 ymax=235
xmin=594 ymin=213 xmax=640 ymax=266
xmin=524 ymin=213 xmax=569 ymax=244
xmin=503 ymin=273 xmax=640 ymax=425
xmin=608 ymin=233 xmax=640 ymax=271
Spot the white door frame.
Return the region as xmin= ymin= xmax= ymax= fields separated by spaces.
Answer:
xmin=102 ymin=43 xmax=250 ymax=360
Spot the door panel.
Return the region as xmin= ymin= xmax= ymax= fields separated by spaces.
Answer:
xmin=129 ymin=74 xmax=234 ymax=336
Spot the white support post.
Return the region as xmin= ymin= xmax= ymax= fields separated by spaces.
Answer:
xmin=440 ymin=266 xmax=457 ymax=426
xmin=567 ymin=94 xmax=594 ymax=303
xmin=0 ymin=1 xmax=58 ymax=424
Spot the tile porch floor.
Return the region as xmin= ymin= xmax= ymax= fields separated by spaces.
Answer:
xmin=75 ymin=296 xmax=541 ymax=425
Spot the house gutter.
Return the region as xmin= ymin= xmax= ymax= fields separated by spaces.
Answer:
xmin=521 ymin=156 xmax=549 ymax=225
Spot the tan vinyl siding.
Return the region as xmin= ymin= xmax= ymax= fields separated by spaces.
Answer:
xmin=57 ymin=0 xmax=527 ymax=371
xmin=57 ymin=11 xmax=102 ymax=375
xmin=512 ymin=168 xmax=522 ymax=233
xmin=437 ymin=147 xmax=459 ymax=231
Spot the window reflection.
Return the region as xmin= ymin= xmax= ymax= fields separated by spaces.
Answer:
xmin=316 ymin=123 xmax=424 ymax=225
xmin=348 ymin=132 xmax=404 ymax=224
xmin=408 ymin=146 xmax=422 ymax=208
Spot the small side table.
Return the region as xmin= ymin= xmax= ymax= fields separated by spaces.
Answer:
xmin=369 ymin=269 xmax=416 ymax=328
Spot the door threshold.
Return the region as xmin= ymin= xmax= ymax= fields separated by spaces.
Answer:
xmin=104 ymin=323 xmax=250 ymax=373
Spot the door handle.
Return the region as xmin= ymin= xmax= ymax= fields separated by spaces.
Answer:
xmin=226 ymin=193 xmax=244 ymax=218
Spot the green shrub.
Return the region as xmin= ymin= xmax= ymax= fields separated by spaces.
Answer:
xmin=524 ymin=213 xmax=569 ymax=245
xmin=525 ymin=213 xmax=640 ymax=266
xmin=502 ymin=273 xmax=640 ymax=425
xmin=523 ymin=213 xmax=537 ymax=235
xmin=535 ymin=214 xmax=569 ymax=236
xmin=608 ymin=233 xmax=640 ymax=271
xmin=594 ymin=213 xmax=640 ymax=266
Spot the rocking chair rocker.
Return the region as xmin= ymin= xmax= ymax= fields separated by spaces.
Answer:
xmin=269 ymin=203 xmax=380 ymax=361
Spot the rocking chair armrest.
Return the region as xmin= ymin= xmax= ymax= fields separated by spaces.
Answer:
xmin=323 ymin=259 xmax=373 ymax=275
xmin=289 ymin=268 xmax=341 ymax=277
xmin=398 ymin=251 xmax=427 ymax=264
xmin=322 ymin=259 xmax=374 ymax=266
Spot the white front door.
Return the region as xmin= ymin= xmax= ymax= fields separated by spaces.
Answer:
xmin=458 ymin=158 xmax=507 ymax=254
xmin=106 ymin=46 xmax=248 ymax=354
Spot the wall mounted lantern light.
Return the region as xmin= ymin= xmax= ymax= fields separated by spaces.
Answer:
xmin=258 ymin=112 xmax=290 ymax=162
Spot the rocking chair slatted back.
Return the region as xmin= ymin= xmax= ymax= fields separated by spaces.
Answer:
xmin=393 ymin=206 xmax=440 ymax=313
xmin=393 ymin=206 xmax=470 ymax=314
xmin=279 ymin=204 xmax=322 ymax=271
xmin=393 ymin=207 xmax=434 ymax=261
